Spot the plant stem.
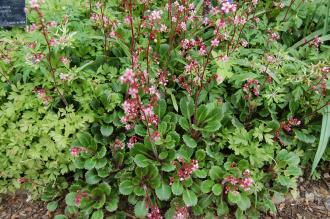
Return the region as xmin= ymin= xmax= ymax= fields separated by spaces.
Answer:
xmin=36 ymin=10 xmax=68 ymax=107
xmin=128 ymin=0 xmax=135 ymax=67
xmin=282 ymin=0 xmax=296 ymax=22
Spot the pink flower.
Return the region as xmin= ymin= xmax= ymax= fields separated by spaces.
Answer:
xmin=70 ymin=147 xmax=87 ymax=157
xmin=49 ymin=38 xmax=57 ymax=46
xmin=173 ymin=206 xmax=189 ymax=219
xmin=149 ymin=10 xmax=162 ymax=21
xmin=221 ymin=1 xmax=237 ymax=13
xmin=47 ymin=21 xmax=57 ymax=27
xmin=211 ymin=38 xmax=219 ymax=47
xmin=215 ymin=74 xmax=224 ymax=84
xmin=75 ymin=192 xmax=88 ymax=206
xmin=60 ymin=73 xmax=70 ymax=81
xmin=114 ymin=139 xmax=125 ymax=150
xmin=124 ymin=16 xmax=132 ymax=25
xmin=26 ymin=23 xmax=38 ymax=32
xmin=127 ymin=136 xmax=138 ymax=149
xmin=177 ymin=159 xmax=199 ymax=181
xmin=160 ymin=24 xmax=167 ymax=32
xmin=95 ymin=1 xmax=102 ymax=9
xmin=199 ymin=47 xmax=206 ymax=56
xmin=120 ymin=69 xmax=135 ymax=84
xmin=60 ymin=56 xmax=70 ymax=65
xmin=128 ymin=83 xmax=139 ymax=97
xmin=32 ymin=53 xmax=44 ymax=64
xmin=18 ymin=177 xmax=29 ymax=184
xmin=29 ymin=0 xmax=44 ymax=9
xmin=240 ymin=177 xmax=254 ymax=191
xmin=321 ymin=67 xmax=330 ymax=73
xmin=180 ymin=22 xmax=187 ymax=31
xmin=151 ymin=131 xmax=161 ymax=142
xmin=241 ymin=40 xmax=248 ymax=47
xmin=147 ymin=205 xmax=162 ymax=219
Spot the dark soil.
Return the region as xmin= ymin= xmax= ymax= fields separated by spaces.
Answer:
xmin=275 ymin=173 xmax=330 ymax=219
xmin=0 ymin=174 xmax=329 ymax=219
xmin=0 ymin=192 xmax=63 ymax=219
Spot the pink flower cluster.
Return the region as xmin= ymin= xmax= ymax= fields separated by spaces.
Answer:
xmin=114 ymin=139 xmax=125 ymax=150
xmin=274 ymin=117 xmax=302 ymax=144
xmin=243 ymin=79 xmax=260 ymax=97
xmin=309 ymin=36 xmax=322 ymax=48
xmin=75 ymin=191 xmax=89 ymax=206
xmin=70 ymin=147 xmax=88 ymax=157
xmin=32 ymin=53 xmax=44 ymax=64
xmin=127 ymin=136 xmax=138 ymax=149
xmin=221 ymin=1 xmax=237 ymax=14
xmin=60 ymin=56 xmax=70 ymax=65
xmin=29 ymin=0 xmax=45 ymax=10
xmin=223 ymin=169 xmax=254 ymax=194
xmin=34 ymin=88 xmax=50 ymax=105
xmin=268 ymin=31 xmax=280 ymax=41
xmin=18 ymin=177 xmax=29 ymax=184
xmin=147 ymin=205 xmax=162 ymax=219
xmin=171 ymin=159 xmax=199 ymax=182
xmin=120 ymin=68 xmax=160 ymax=140
xmin=173 ymin=206 xmax=189 ymax=219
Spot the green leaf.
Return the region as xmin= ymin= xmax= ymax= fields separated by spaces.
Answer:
xmin=183 ymin=189 xmax=198 ymax=207
xmin=100 ymin=126 xmax=113 ymax=137
xmin=119 ymin=180 xmax=133 ymax=195
xmin=156 ymin=181 xmax=171 ymax=201
xmin=237 ymin=194 xmax=251 ymax=211
xmin=84 ymin=159 xmax=96 ymax=170
xmin=264 ymin=199 xmax=277 ymax=213
xmin=197 ymin=105 xmax=208 ymax=123
xmin=98 ymin=182 xmax=112 ymax=195
xmin=134 ymin=200 xmax=148 ymax=218
xmin=91 ymin=210 xmax=104 ymax=219
xmin=278 ymin=175 xmax=291 ymax=187
xmin=169 ymin=92 xmax=178 ymax=112
xmin=135 ymin=124 xmax=147 ymax=136
xmin=212 ymin=184 xmax=222 ymax=196
xmin=134 ymin=154 xmax=150 ymax=168
xmin=155 ymin=99 xmax=167 ymax=118
xmin=228 ymin=191 xmax=241 ymax=204
xmin=76 ymin=133 xmax=97 ymax=151
xmin=179 ymin=117 xmax=190 ymax=131
xmin=235 ymin=208 xmax=244 ymax=219
xmin=203 ymin=120 xmax=221 ymax=132
xmin=180 ymin=96 xmax=194 ymax=119
xmin=285 ymin=166 xmax=302 ymax=176
xmin=182 ymin=135 xmax=197 ymax=148
xmin=171 ymin=181 xmax=183 ymax=195
xmin=194 ymin=169 xmax=207 ymax=178
xmin=209 ymin=166 xmax=223 ymax=180
xmin=294 ymin=130 xmax=316 ymax=143
xmin=65 ymin=192 xmax=76 ymax=206
xmin=86 ymin=169 xmax=102 ymax=185
xmin=312 ymin=106 xmax=330 ymax=174
xmin=54 ymin=215 xmax=68 ymax=219
xmin=106 ymin=196 xmax=119 ymax=212
xmin=93 ymin=194 xmax=106 ymax=209
xmin=201 ymin=180 xmax=214 ymax=193
xmin=47 ymin=201 xmax=58 ymax=212
xmin=217 ymin=201 xmax=229 ymax=216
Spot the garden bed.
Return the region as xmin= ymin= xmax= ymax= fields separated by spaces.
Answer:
xmin=1 ymin=172 xmax=329 ymax=219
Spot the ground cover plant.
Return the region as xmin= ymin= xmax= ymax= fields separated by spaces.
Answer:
xmin=0 ymin=0 xmax=329 ymax=218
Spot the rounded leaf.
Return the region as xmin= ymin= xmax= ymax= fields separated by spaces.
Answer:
xmin=183 ymin=189 xmax=197 ymax=207
xmin=119 ymin=180 xmax=133 ymax=195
